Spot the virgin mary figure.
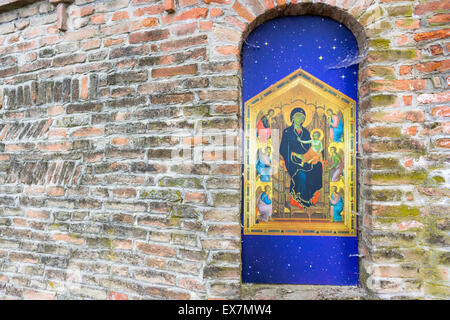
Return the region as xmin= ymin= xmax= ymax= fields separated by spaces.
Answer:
xmin=279 ymin=108 xmax=323 ymax=209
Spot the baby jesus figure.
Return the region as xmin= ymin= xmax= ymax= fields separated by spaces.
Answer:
xmin=297 ymin=129 xmax=324 ymax=165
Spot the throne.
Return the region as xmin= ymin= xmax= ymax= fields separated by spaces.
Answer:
xmin=271 ymin=107 xmax=331 ymax=221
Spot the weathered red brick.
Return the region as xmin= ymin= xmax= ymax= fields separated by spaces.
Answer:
xmin=113 ymin=188 xmax=137 ymax=198
xmin=414 ymin=1 xmax=450 ymax=15
xmin=162 ymin=7 xmax=208 ymax=24
xmin=430 ymin=44 xmax=443 ymax=56
xmin=210 ymin=8 xmax=223 ymax=18
xmin=37 ymin=142 xmax=71 ymax=152
xmin=24 ymin=290 xmax=56 ymax=300
xmin=133 ymin=5 xmax=165 ymax=17
xmin=414 ymin=29 xmax=450 ymax=42
xmin=417 ymin=91 xmax=450 ymax=104
xmin=370 ymin=79 xmax=426 ymax=92
xmin=109 ymin=292 xmax=129 ymax=300
xmin=415 ymin=60 xmax=450 ymax=73
xmin=112 ymin=11 xmax=129 ymax=21
xmin=91 ymin=14 xmax=106 ymax=24
xmin=141 ymin=17 xmax=158 ymax=28
xmin=428 ymin=13 xmax=450 ymax=26
xmin=136 ymin=242 xmax=177 ymax=257
xmin=53 ymin=53 xmax=87 ymax=67
xmin=52 ymin=233 xmax=84 ymax=245
xmin=396 ymin=19 xmax=420 ymax=30
xmin=232 ymin=0 xmax=255 ymax=23
xmin=436 ymin=138 xmax=450 ymax=148
xmin=172 ymin=22 xmax=197 ymax=36
xmin=129 ymin=29 xmax=170 ymax=43
xmin=72 ymin=127 xmax=103 ymax=137
xmin=160 ymin=34 xmax=207 ymax=51
xmin=216 ymin=45 xmax=239 ymax=56
xmin=152 ymin=64 xmax=197 ymax=78
xmin=432 ymin=106 xmax=450 ymax=118
xmin=46 ymin=186 xmax=65 ymax=197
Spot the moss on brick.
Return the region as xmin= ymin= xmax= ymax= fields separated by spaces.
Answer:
xmin=369 ymin=39 xmax=391 ymax=50
xmin=369 ymin=49 xmax=417 ymax=62
xmin=365 ymin=158 xmax=400 ymax=170
xmin=422 ymin=175 xmax=447 ymax=188
xmin=370 ymin=232 xmax=417 ymax=248
xmin=424 ymin=282 xmax=450 ymax=298
xmin=420 ymin=216 xmax=449 ymax=247
xmin=213 ymin=192 xmax=240 ymax=206
xmin=57 ymin=116 xmax=89 ymax=128
xmin=381 ymin=205 xmax=421 ymax=218
xmin=203 ymin=266 xmax=239 ymax=279
xmin=369 ymin=127 xmax=403 ymax=138
xmin=87 ymin=237 xmax=110 ymax=248
xmin=168 ymin=204 xmax=198 ymax=219
xmin=158 ymin=177 xmax=202 ymax=189
xmin=140 ymin=189 xmax=182 ymax=202
xmin=359 ymin=6 xmax=385 ymax=26
xmin=368 ymin=66 xmax=396 ymax=79
xmin=210 ymin=252 xmax=240 ymax=264
xmin=371 ymin=248 xmax=405 ymax=262
xmin=370 ymin=94 xmax=397 ymax=106
xmin=168 ymin=216 xmax=182 ymax=227
xmin=366 ymin=21 xmax=392 ymax=37
xmin=386 ymin=5 xmax=413 ymax=17
xmin=397 ymin=18 xmax=417 ymax=28
xmin=431 ymin=175 xmax=445 ymax=184
xmin=369 ymin=139 xmax=425 ymax=152
xmin=364 ymin=189 xmax=403 ymax=201
xmin=201 ymin=118 xmax=238 ymax=129
xmin=370 ymin=170 xmax=427 ymax=185
xmin=183 ymin=105 xmax=211 ymax=117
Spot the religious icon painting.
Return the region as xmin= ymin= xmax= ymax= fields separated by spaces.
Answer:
xmin=242 ymin=15 xmax=359 ymax=286
xmin=243 ymin=67 xmax=357 ymax=237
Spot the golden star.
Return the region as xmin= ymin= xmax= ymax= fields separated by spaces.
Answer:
xmin=319 ymin=56 xmax=323 ymax=60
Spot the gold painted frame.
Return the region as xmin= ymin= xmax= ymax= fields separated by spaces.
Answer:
xmin=243 ymin=67 xmax=357 ymax=237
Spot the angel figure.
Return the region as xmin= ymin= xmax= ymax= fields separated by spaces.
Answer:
xmin=327 ymin=109 xmax=344 ymax=143
xmin=256 ymin=109 xmax=275 ymax=143
xmin=328 ymin=146 xmax=344 ymax=182
xmin=256 ymin=185 xmax=272 ymax=222
xmin=256 ymin=146 xmax=272 ymax=182
xmin=329 ymin=186 xmax=344 ymax=222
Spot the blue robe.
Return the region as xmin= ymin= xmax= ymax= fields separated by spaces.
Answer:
xmin=279 ymin=125 xmax=323 ymax=207
xmin=330 ymin=194 xmax=343 ymax=222
xmin=260 ymin=192 xmax=271 ymax=205
xmin=257 ymin=192 xmax=272 ymax=222
xmin=256 ymin=154 xmax=271 ymax=182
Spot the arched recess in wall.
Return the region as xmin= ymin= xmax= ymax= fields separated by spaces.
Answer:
xmin=241 ymin=14 xmax=363 ymax=285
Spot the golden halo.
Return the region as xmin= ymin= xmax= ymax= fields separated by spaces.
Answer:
xmin=328 ymin=144 xmax=341 ymax=153
xmin=283 ymin=102 xmax=313 ymax=128
xmin=310 ymin=128 xmax=324 ymax=140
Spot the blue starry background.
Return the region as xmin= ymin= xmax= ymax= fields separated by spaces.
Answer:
xmin=242 ymin=16 xmax=359 ymax=285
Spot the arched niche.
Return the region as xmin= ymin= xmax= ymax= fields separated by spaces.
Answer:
xmin=241 ymin=15 xmax=361 ymax=285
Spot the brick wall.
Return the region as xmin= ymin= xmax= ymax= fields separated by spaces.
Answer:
xmin=0 ymin=0 xmax=448 ymax=300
